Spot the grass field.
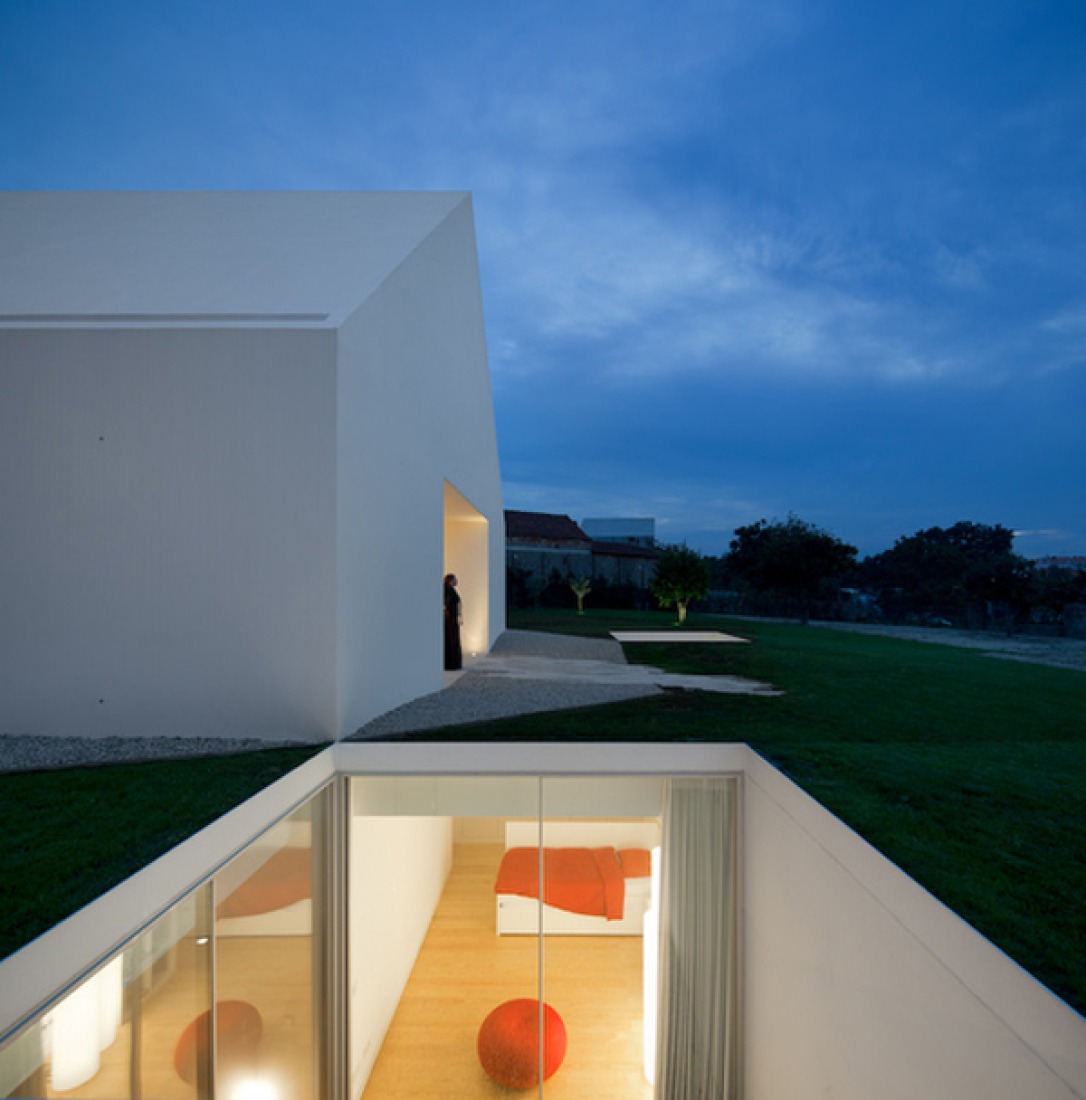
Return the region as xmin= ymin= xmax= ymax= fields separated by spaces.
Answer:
xmin=1 ymin=610 xmax=1082 ymax=1018
xmin=0 ymin=747 xmax=320 ymax=961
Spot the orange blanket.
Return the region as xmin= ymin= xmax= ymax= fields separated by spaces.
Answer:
xmin=494 ymin=847 xmax=628 ymax=920
xmin=217 ymin=848 xmax=311 ymax=919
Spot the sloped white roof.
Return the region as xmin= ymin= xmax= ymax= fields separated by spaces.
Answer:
xmin=0 ymin=191 xmax=469 ymax=326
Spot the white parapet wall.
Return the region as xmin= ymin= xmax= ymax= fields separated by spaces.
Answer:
xmin=742 ymin=748 xmax=1086 ymax=1100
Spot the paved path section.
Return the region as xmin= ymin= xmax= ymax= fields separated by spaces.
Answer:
xmin=0 ymin=629 xmax=783 ymax=766
xmin=352 ymin=628 xmax=780 ymax=739
xmin=815 ymin=622 xmax=1086 ymax=671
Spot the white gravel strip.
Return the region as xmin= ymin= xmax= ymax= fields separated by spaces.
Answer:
xmin=0 ymin=736 xmax=312 ymax=774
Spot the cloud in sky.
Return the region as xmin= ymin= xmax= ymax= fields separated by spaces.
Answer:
xmin=2 ymin=0 xmax=1083 ymax=556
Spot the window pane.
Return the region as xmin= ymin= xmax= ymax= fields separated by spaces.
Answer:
xmin=539 ymin=778 xmax=662 ymax=1098
xmin=214 ymin=791 xmax=327 ymax=1100
xmin=349 ymin=776 xmax=541 ymax=1098
xmin=0 ymin=885 xmax=213 ymax=1099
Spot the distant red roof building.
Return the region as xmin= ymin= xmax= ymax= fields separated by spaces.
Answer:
xmin=504 ymin=510 xmax=591 ymax=546
xmin=504 ymin=510 xmax=659 ymax=599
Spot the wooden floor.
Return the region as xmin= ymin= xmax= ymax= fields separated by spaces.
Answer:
xmin=361 ymin=844 xmax=653 ymax=1098
xmin=30 ymin=843 xmax=649 ymax=1099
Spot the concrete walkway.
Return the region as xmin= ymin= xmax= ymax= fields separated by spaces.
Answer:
xmin=352 ymin=628 xmax=779 ymax=739
xmin=0 ymin=630 xmax=779 ymax=767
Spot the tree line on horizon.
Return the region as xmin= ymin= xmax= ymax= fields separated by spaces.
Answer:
xmin=651 ymin=515 xmax=1086 ymax=631
xmin=508 ymin=515 xmax=1085 ymax=633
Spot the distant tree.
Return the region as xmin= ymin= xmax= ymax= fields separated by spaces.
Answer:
xmin=727 ymin=514 xmax=858 ymax=622
xmin=860 ymin=521 xmax=1033 ymax=628
xmin=650 ymin=545 xmax=710 ymax=623
xmin=1030 ymin=565 xmax=1086 ymax=622
xmin=570 ymin=576 xmax=592 ymax=615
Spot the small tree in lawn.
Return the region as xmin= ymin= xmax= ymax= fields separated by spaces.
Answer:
xmin=570 ymin=576 xmax=592 ymax=615
xmin=651 ymin=545 xmax=710 ymax=624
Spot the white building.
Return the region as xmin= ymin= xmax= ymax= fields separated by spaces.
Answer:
xmin=0 ymin=193 xmax=1083 ymax=1100
xmin=0 ymin=192 xmax=504 ymax=742
xmin=581 ymin=516 xmax=656 ymax=548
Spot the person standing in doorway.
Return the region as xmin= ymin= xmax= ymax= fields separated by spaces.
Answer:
xmin=443 ymin=573 xmax=463 ymax=670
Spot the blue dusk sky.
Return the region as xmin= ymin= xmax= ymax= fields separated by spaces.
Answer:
xmin=2 ymin=0 xmax=1083 ymax=558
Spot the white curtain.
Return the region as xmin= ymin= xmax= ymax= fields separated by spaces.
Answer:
xmin=655 ymin=777 xmax=739 ymax=1099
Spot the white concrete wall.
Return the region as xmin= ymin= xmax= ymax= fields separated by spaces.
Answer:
xmin=335 ymin=196 xmax=504 ymax=732
xmin=0 ymin=326 xmax=338 ymax=740
xmin=742 ymin=750 xmax=1086 ymax=1100
xmin=0 ymin=192 xmax=504 ymax=741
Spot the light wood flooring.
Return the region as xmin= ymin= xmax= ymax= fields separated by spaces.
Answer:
xmin=25 ymin=843 xmax=648 ymax=1099
xmin=360 ymin=844 xmax=653 ymax=1099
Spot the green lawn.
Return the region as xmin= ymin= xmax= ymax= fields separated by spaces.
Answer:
xmin=0 ymin=747 xmax=321 ymax=961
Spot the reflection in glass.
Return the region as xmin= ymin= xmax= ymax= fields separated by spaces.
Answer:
xmin=0 ymin=885 xmax=213 ymax=1099
xmin=214 ymin=792 xmax=327 ymax=1100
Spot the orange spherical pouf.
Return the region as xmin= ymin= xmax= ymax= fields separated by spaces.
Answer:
xmin=174 ymin=1000 xmax=263 ymax=1085
xmin=477 ymin=998 xmax=567 ymax=1089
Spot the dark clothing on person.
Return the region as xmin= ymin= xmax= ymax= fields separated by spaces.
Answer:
xmin=444 ymin=580 xmax=463 ymax=670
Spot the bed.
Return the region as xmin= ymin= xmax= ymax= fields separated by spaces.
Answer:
xmin=494 ymin=820 xmax=659 ymax=935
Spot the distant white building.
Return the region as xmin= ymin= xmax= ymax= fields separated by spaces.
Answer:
xmin=580 ymin=516 xmax=656 ymax=548
xmin=0 ymin=191 xmax=505 ymax=742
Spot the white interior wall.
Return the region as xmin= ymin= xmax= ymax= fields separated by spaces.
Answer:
xmin=742 ymin=750 xmax=1086 ymax=1100
xmin=0 ymin=326 xmax=338 ymax=740
xmin=335 ymin=197 xmax=504 ymax=733
xmin=348 ymin=812 xmax=453 ymax=1099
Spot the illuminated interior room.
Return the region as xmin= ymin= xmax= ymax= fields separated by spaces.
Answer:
xmin=1 ymin=742 xmax=1082 ymax=1100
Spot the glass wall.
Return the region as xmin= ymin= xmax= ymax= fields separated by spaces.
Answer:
xmin=0 ymin=787 xmax=330 ymax=1100
xmin=0 ymin=885 xmax=212 ymax=1099
xmin=213 ymin=790 xmax=330 ymax=1100
xmin=348 ymin=776 xmax=542 ymax=1098
xmin=538 ymin=779 xmax=663 ymax=1099
xmin=348 ymin=775 xmax=669 ymax=1099
xmin=0 ymin=771 xmax=738 ymax=1100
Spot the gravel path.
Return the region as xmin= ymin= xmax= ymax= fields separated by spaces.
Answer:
xmin=0 ymin=735 xmax=310 ymax=775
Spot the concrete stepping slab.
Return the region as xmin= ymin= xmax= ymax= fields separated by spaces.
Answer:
xmin=610 ymin=630 xmax=750 ymax=644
